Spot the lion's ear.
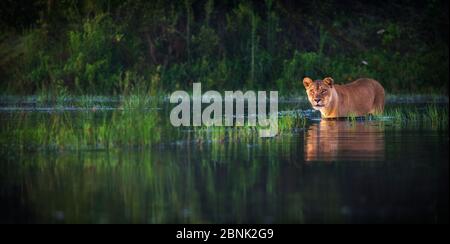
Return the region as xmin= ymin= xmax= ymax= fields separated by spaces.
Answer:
xmin=303 ymin=77 xmax=313 ymax=88
xmin=323 ymin=77 xmax=334 ymax=87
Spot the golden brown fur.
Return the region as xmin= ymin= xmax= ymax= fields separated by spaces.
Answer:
xmin=303 ymin=77 xmax=385 ymax=118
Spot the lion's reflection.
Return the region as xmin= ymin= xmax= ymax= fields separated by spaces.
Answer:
xmin=304 ymin=120 xmax=385 ymax=162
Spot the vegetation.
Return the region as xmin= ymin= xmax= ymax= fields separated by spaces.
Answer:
xmin=0 ymin=96 xmax=163 ymax=151
xmin=0 ymin=0 xmax=448 ymax=95
xmin=0 ymin=93 xmax=446 ymax=152
xmin=383 ymin=104 xmax=449 ymax=129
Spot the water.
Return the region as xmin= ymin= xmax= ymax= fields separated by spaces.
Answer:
xmin=0 ymin=96 xmax=448 ymax=223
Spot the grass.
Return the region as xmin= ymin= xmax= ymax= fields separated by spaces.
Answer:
xmin=382 ymin=105 xmax=449 ymax=129
xmin=0 ymin=94 xmax=448 ymax=152
xmin=190 ymin=109 xmax=308 ymax=142
xmin=278 ymin=111 xmax=308 ymax=132
xmin=0 ymin=95 xmax=164 ymax=151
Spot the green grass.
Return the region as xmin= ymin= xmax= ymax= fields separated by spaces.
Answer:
xmin=189 ymin=109 xmax=308 ymax=141
xmin=278 ymin=112 xmax=308 ymax=132
xmin=0 ymin=96 xmax=163 ymax=151
xmin=0 ymin=94 xmax=447 ymax=152
xmin=379 ymin=105 xmax=448 ymax=129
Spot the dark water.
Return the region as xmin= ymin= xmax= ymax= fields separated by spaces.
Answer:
xmin=0 ymin=97 xmax=448 ymax=224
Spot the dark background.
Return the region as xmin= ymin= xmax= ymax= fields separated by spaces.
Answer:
xmin=0 ymin=0 xmax=448 ymax=95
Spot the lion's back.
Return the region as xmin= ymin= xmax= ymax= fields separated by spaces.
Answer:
xmin=337 ymin=78 xmax=385 ymax=115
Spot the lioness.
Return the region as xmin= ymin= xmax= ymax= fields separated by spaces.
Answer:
xmin=303 ymin=77 xmax=385 ymax=118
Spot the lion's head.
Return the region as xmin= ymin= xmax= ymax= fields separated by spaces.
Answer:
xmin=303 ymin=77 xmax=334 ymax=110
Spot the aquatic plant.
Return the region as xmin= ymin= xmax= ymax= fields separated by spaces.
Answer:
xmin=382 ymin=104 xmax=448 ymax=129
xmin=0 ymin=94 xmax=447 ymax=152
xmin=0 ymin=95 xmax=163 ymax=151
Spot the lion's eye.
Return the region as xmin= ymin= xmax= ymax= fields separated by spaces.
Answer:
xmin=321 ymin=90 xmax=327 ymax=94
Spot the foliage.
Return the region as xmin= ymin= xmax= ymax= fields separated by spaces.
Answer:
xmin=0 ymin=0 xmax=448 ymax=95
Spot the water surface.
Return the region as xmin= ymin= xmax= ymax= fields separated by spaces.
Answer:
xmin=0 ymin=96 xmax=448 ymax=223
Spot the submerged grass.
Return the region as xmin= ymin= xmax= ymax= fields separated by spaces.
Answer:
xmin=382 ymin=104 xmax=449 ymax=129
xmin=0 ymin=94 xmax=448 ymax=152
xmin=0 ymin=96 xmax=164 ymax=151
xmin=278 ymin=111 xmax=308 ymax=132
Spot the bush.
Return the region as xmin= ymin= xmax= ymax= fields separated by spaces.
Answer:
xmin=63 ymin=14 xmax=124 ymax=93
xmin=0 ymin=0 xmax=447 ymax=95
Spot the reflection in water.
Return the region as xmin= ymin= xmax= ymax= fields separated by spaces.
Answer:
xmin=305 ymin=120 xmax=385 ymax=162
xmin=0 ymin=147 xmax=298 ymax=224
xmin=0 ymin=103 xmax=448 ymax=224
